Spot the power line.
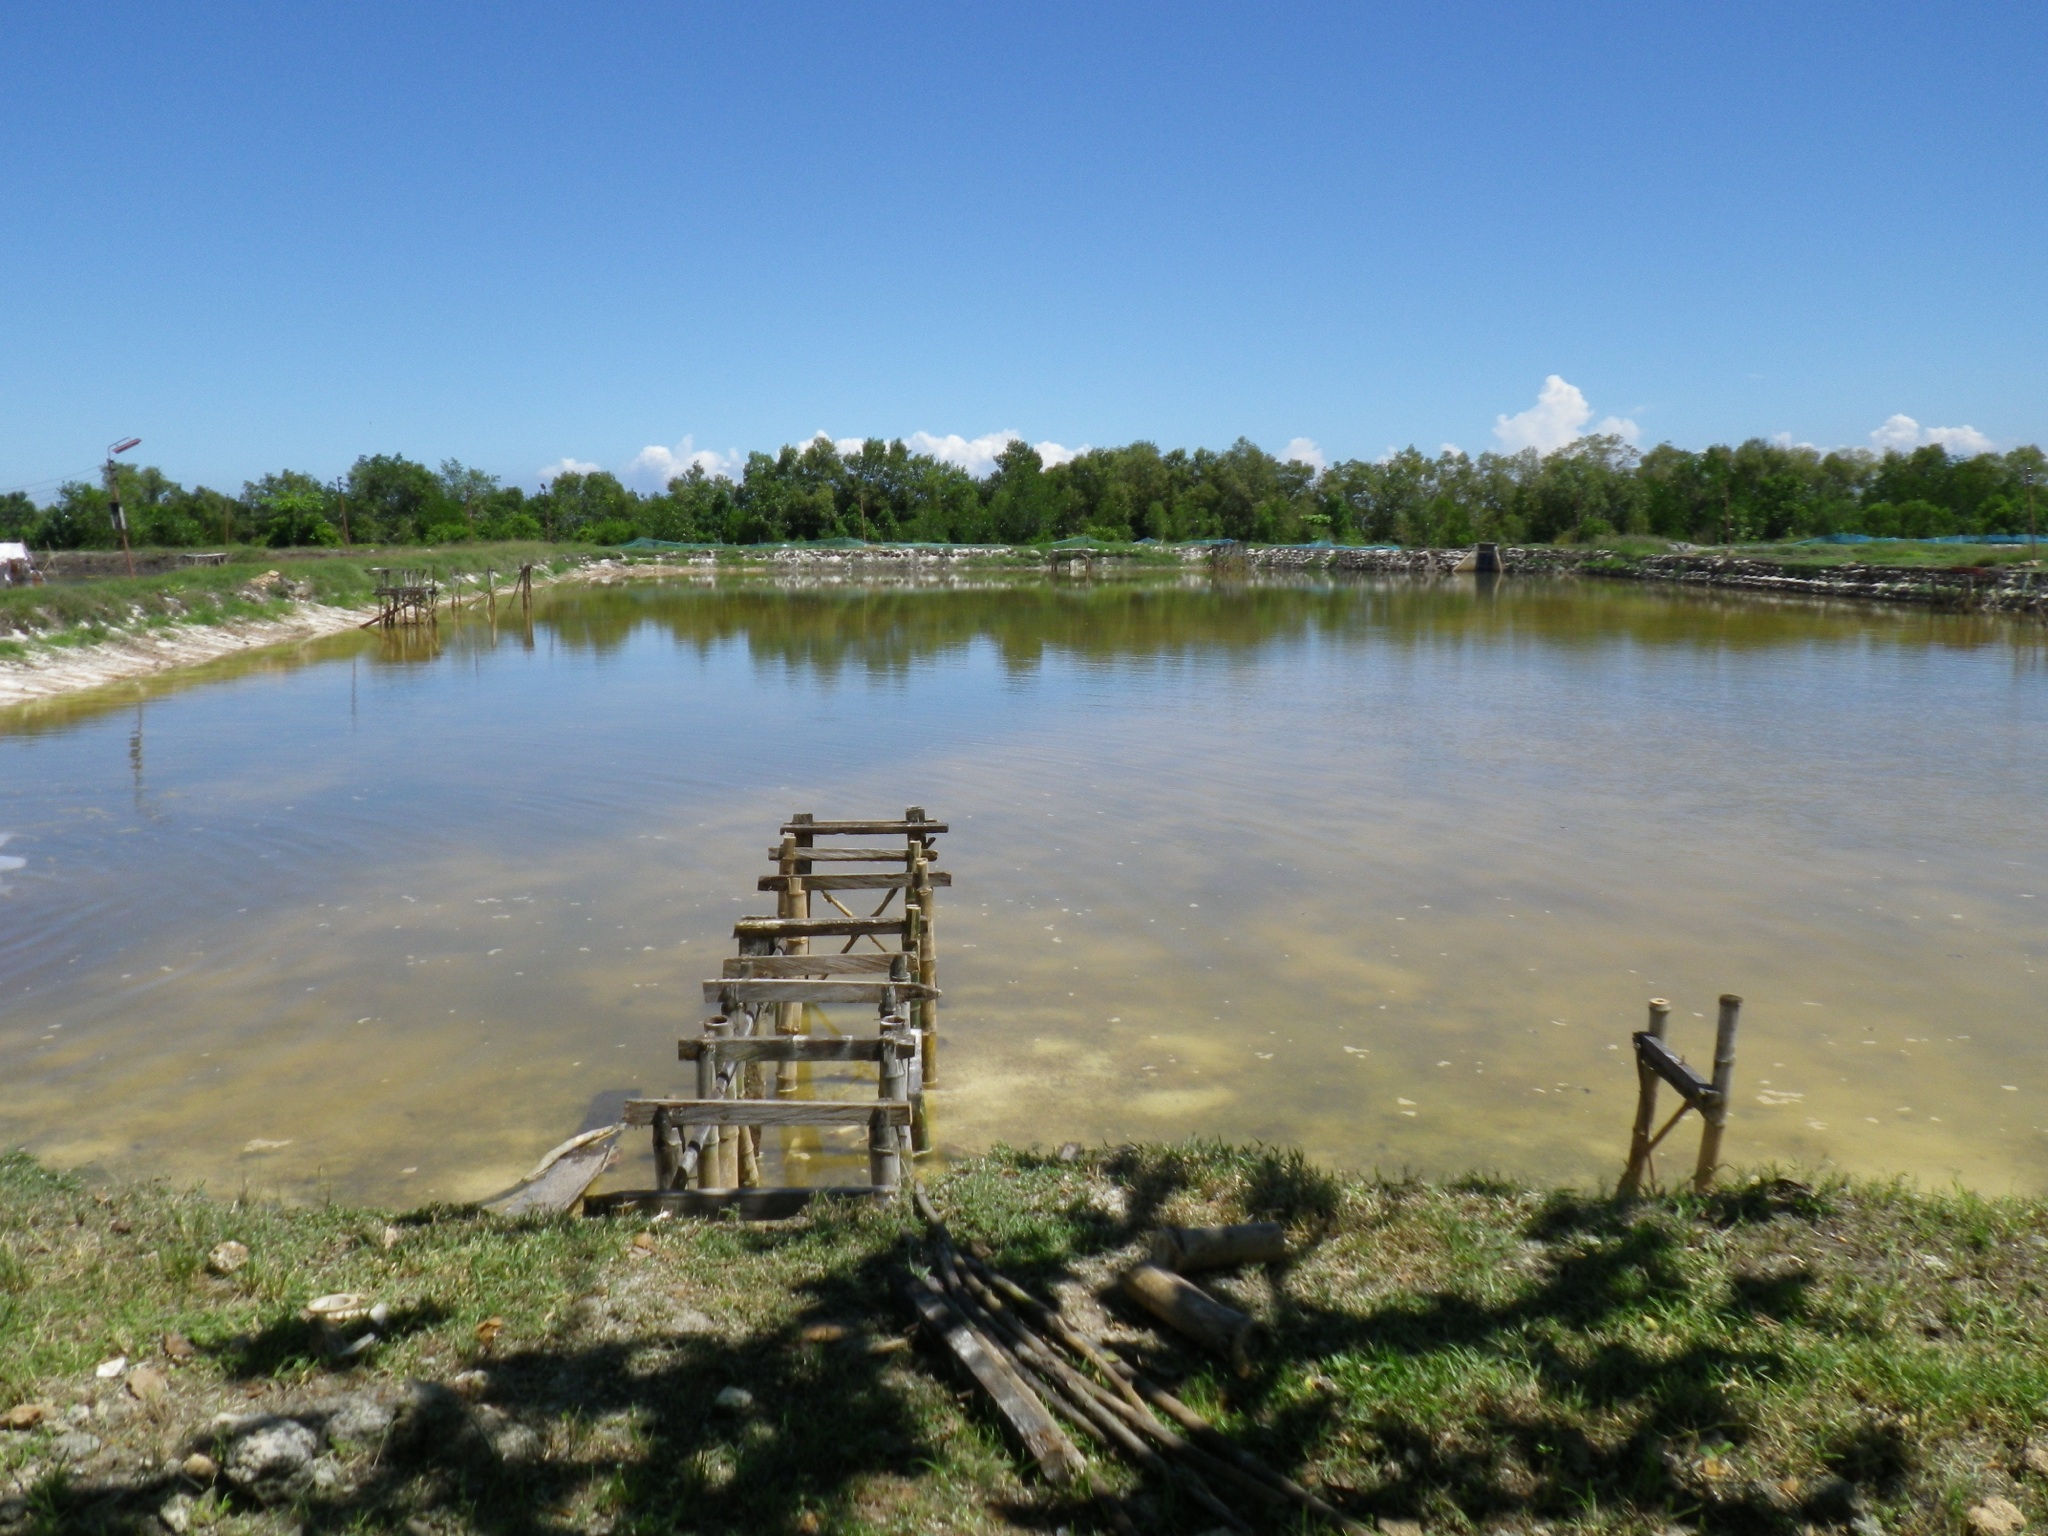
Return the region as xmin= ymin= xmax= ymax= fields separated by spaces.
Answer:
xmin=0 ymin=465 xmax=102 ymax=499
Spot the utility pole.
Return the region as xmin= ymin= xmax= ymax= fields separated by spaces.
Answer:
xmin=105 ymin=437 xmax=141 ymax=577
xmin=2025 ymin=462 xmax=2038 ymax=563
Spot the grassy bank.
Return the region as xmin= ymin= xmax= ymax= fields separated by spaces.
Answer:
xmin=3 ymin=1146 xmax=2045 ymax=1535
xmin=0 ymin=545 xmax=576 ymax=652
xmin=7 ymin=538 xmax=2042 ymax=659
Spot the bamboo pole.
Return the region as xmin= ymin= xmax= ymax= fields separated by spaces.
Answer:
xmin=871 ymin=1016 xmax=909 ymax=1189
xmin=737 ymin=1054 xmax=763 ymax=1188
xmin=912 ymin=843 xmax=939 ymax=1086
xmin=774 ymin=831 xmax=806 ymax=1101
xmin=1692 ymin=994 xmax=1742 ymax=1193
xmin=699 ymin=1017 xmax=730 ymax=1189
xmin=1618 ymin=997 xmax=1672 ymax=1198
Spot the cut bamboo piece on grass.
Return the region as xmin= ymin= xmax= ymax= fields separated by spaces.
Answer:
xmin=702 ymin=979 xmax=938 ymax=1005
xmin=1119 ymin=1263 xmax=1258 ymax=1376
xmin=1148 ymin=1222 xmax=1286 ymax=1273
xmin=622 ymin=1099 xmax=912 ymax=1128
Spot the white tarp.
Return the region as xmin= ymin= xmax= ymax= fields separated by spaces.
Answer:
xmin=0 ymin=543 xmax=28 ymax=563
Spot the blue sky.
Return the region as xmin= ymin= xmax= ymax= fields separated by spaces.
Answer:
xmin=4 ymin=1 xmax=2044 ymax=496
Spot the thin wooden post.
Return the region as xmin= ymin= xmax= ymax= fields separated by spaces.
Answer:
xmin=1692 ymin=994 xmax=1741 ymax=1193
xmin=1618 ymin=998 xmax=1672 ymax=1198
xmin=775 ymin=831 xmax=807 ymax=1085
xmin=892 ymin=953 xmax=931 ymax=1152
xmin=737 ymin=1067 xmax=763 ymax=1188
xmin=698 ymin=1018 xmax=729 ymax=1190
xmin=912 ymin=842 xmax=939 ymax=1087
xmin=872 ymin=1016 xmax=908 ymax=1190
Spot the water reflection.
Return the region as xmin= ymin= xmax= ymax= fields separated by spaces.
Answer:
xmin=0 ymin=572 xmax=2042 ymax=1205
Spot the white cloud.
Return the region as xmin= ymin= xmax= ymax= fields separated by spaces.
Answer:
xmin=1870 ymin=413 xmax=1995 ymax=457
xmin=538 ymin=457 xmax=601 ymax=484
xmin=904 ymin=430 xmax=1081 ymax=477
xmin=1283 ymin=437 xmax=1326 ymax=472
xmin=1492 ymin=375 xmax=1639 ymax=454
xmin=624 ymin=435 xmax=742 ymax=490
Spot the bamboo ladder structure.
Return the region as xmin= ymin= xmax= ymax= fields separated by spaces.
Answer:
xmin=359 ymin=568 xmax=440 ymax=629
xmin=593 ymin=808 xmax=949 ymax=1219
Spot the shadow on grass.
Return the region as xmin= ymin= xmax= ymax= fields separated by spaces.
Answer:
xmin=12 ymin=1155 xmax=1861 ymax=1536
xmin=15 ymin=1216 xmax=1122 ymax=1536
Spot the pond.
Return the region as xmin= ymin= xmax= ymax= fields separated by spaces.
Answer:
xmin=2 ymin=571 xmax=2043 ymax=1205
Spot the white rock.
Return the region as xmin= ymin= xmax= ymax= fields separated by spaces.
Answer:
xmin=93 ymin=1356 xmax=127 ymax=1379
xmin=713 ymin=1386 xmax=755 ymax=1414
xmin=51 ymin=1431 xmax=100 ymax=1461
xmin=224 ymin=1417 xmax=319 ymax=1495
xmin=325 ymin=1396 xmax=395 ymax=1445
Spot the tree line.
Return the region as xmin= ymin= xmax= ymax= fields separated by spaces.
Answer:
xmin=4 ymin=434 xmax=2043 ymax=552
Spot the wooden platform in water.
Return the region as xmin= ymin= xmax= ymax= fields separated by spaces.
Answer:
xmin=497 ymin=807 xmax=945 ymax=1219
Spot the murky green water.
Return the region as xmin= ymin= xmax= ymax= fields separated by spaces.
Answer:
xmin=2 ymin=573 xmax=2044 ymax=1205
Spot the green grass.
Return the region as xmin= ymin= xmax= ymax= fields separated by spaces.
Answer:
xmin=3 ymin=1145 xmax=2046 ymax=1534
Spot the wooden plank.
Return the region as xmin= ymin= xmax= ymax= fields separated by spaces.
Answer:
xmin=480 ymin=1126 xmax=621 ymax=1216
xmin=584 ymin=1186 xmax=886 ymax=1220
xmin=678 ymin=1036 xmax=915 ymax=1063
xmin=902 ymin=1273 xmax=1085 ymax=1487
xmin=622 ymin=1098 xmax=911 ymax=1128
xmin=1634 ymin=1032 xmax=1714 ymax=1107
xmin=721 ymin=954 xmax=900 ymax=978
xmin=702 ymin=979 xmax=939 ymax=1005
xmin=733 ymin=916 xmax=908 ymax=938
xmin=766 ymin=846 xmax=941 ymax=863
xmin=779 ymin=820 xmax=948 ymax=837
xmin=757 ymin=871 xmax=953 ymax=891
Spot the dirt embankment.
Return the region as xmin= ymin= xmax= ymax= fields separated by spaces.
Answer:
xmin=1584 ymin=552 xmax=2048 ymax=615
xmin=0 ymin=601 xmax=377 ymax=709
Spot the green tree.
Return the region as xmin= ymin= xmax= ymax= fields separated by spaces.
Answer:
xmin=347 ymin=454 xmax=443 ymax=542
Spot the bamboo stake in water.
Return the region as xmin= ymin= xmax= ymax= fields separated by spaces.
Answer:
xmin=774 ymin=831 xmax=806 ymax=1100
xmin=698 ymin=1018 xmax=729 ymax=1190
xmin=1692 ymin=994 xmax=1741 ymax=1193
xmin=911 ymin=841 xmax=939 ymax=1086
xmin=1618 ymin=997 xmax=1672 ymax=1198
xmin=871 ymin=1016 xmax=909 ymax=1189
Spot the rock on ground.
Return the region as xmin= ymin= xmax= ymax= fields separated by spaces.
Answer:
xmin=1968 ymin=1497 xmax=2028 ymax=1536
xmin=223 ymin=1416 xmax=319 ymax=1500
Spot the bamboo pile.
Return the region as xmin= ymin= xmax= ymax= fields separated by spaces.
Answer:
xmin=906 ymin=1187 xmax=1368 ymax=1534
